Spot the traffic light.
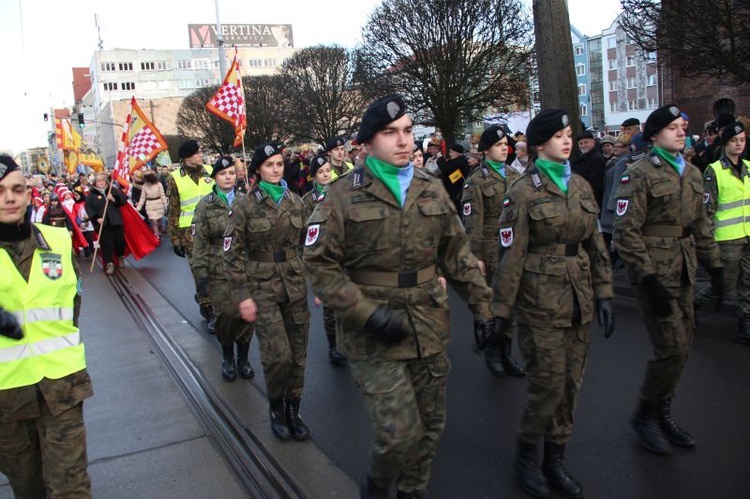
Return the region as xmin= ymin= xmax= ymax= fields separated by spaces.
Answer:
xmin=78 ymin=113 xmax=85 ymax=128
xmin=43 ymin=113 xmax=49 ymax=121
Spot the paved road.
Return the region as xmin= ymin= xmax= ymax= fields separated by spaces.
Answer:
xmin=131 ymin=242 xmax=750 ymax=498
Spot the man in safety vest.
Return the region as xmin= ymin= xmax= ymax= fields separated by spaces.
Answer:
xmin=167 ymin=139 xmax=215 ymax=332
xmin=702 ymin=121 xmax=750 ymax=343
xmin=0 ymin=155 xmax=93 ymax=497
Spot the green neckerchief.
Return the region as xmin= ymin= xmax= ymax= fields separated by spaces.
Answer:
xmin=315 ymin=182 xmax=327 ymax=195
xmin=535 ymin=158 xmax=568 ymax=194
xmin=485 ymin=159 xmax=506 ymax=178
xmin=214 ymin=185 xmax=229 ymax=206
xmin=259 ymin=180 xmax=285 ymax=204
xmin=652 ymin=146 xmax=684 ymax=175
xmin=366 ymin=155 xmax=403 ymax=205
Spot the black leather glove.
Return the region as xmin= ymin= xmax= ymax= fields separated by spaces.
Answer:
xmin=173 ymin=245 xmax=186 ymax=258
xmin=708 ymin=267 xmax=724 ymax=311
xmin=196 ymin=278 xmax=209 ymax=298
xmin=363 ymin=306 xmax=410 ymax=345
xmin=596 ymin=299 xmax=615 ymax=339
xmin=0 ymin=308 xmax=23 ymax=340
xmin=642 ymin=274 xmax=673 ymax=317
xmin=473 ymin=319 xmax=497 ymax=351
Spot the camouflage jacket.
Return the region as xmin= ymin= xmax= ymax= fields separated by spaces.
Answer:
xmin=303 ymin=165 xmax=492 ymax=362
xmin=460 ymin=162 xmax=522 ymax=265
xmin=301 ymin=185 xmax=327 ymax=222
xmin=222 ymin=185 xmax=307 ymax=305
xmin=167 ymin=164 xmax=214 ymax=247
xmin=191 ymin=189 xmax=244 ymax=282
xmin=492 ymin=167 xmax=613 ymax=327
xmin=0 ymin=225 xmax=92 ymax=422
xmin=613 ymin=154 xmax=722 ymax=286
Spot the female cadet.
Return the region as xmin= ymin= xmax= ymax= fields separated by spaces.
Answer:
xmin=492 ymin=109 xmax=615 ymax=498
xmin=191 ymin=156 xmax=254 ymax=382
xmin=302 ymin=154 xmax=346 ymax=365
xmin=222 ymin=143 xmax=311 ymax=442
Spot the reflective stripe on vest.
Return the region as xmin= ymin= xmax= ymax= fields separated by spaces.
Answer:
xmin=712 ymin=159 xmax=750 ymax=241
xmin=171 ymin=166 xmax=214 ymax=228
xmin=0 ymin=224 xmax=87 ymax=389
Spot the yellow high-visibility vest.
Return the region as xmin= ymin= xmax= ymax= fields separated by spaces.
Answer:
xmin=171 ymin=166 xmax=214 ymax=228
xmin=712 ymin=158 xmax=750 ymax=242
xmin=0 ymin=224 xmax=86 ymax=390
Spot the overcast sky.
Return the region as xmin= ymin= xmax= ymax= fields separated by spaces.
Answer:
xmin=0 ymin=0 xmax=623 ymax=156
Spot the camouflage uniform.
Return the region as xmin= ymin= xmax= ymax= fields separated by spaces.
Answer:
xmin=222 ymin=185 xmax=310 ymax=401
xmin=303 ymin=166 xmax=492 ymax=493
xmin=492 ymin=168 xmax=613 ymax=445
xmin=0 ymin=225 xmax=93 ymax=498
xmin=613 ymin=154 xmax=721 ymax=404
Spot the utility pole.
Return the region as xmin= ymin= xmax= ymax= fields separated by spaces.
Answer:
xmin=215 ymin=0 xmax=227 ymax=77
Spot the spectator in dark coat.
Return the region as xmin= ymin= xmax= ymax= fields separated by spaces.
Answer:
xmin=85 ymin=173 xmax=127 ymax=275
xmin=572 ymin=131 xmax=607 ymax=208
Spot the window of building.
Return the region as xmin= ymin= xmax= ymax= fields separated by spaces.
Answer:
xmin=578 ymin=84 xmax=587 ymax=96
xmin=178 ymin=79 xmax=193 ymax=89
xmin=263 ymin=59 xmax=276 ymax=67
xmin=122 ymin=82 xmax=136 ymax=91
xmin=609 ymin=80 xmax=618 ymax=91
xmin=100 ymin=62 xmax=116 ymax=72
xmin=140 ymin=61 xmax=155 ymax=71
xmin=627 ymin=77 xmax=636 ymax=89
xmin=611 ymin=101 xmax=618 ymax=113
xmin=103 ymin=82 xmax=118 ymax=91
xmin=628 ymin=99 xmax=637 ymax=110
xmin=627 ymin=55 xmax=636 ymax=67
xmin=193 ymin=59 xmax=210 ymax=70
xmin=580 ymin=104 xmax=588 ymax=117
xmin=574 ymin=44 xmax=584 ymax=56
xmin=118 ymin=62 xmax=133 ymax=71
xmin=647 ymin=74 xmax=657 ymax=86
xmin=196 ymin=78 xmax=212 ymax=88
xmin=177 ymin=60 xmax=192 ymax=70
xmin=156 ymin=61 xmax=172 ymax=71
xmin=648 ymin=97 xmax=658 ymax=109
xmin=248 ymin=59 xmax=262 ymax=67
xmin=608 ymin=58 xmax=616 ymax=70
xmin=607 ymin=37 xmax=616 ymax=49
xmin=575 ymin=64 xmax=585 ymax=76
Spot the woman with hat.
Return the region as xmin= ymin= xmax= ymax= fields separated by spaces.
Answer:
xmin=492 ymin=108 xmax=615 ymax=498
xmin=222 ymin=142 xmax=311 ymax=442
xmin=85 ymin=173 xmax=128 ymax=275
xmin=192 ymin=156 xmax=255 ymax=382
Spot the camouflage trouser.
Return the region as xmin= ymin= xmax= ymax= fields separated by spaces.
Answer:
xmin=635 ymin=280 xmax=694 ymax=403
xmin=517 ymin=322 xmax=589 ymax=445
xmin=255 ymin=297 xmax=310 ymax=400
xmin=349 ymin=352 xmax=451 ymax=494
xmin=181 ymin=229 xmax=212 ymax=312
xmin=697 ymin=240 xmax=750 ymax=318
xmin=208 ymin=280 xmax=253 ymax=346
xmin=323 ymin=305 xmax=337 ymax=347
xmin=0 ymin=402 xmax=91 ymax=499
xmin=485 ymin=261 xmax=515 ymax=340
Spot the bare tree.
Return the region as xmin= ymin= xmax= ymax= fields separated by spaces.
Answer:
xmin=242 ymin=75 xmax=289 ymax=150
xmin=176 ymin=86 xmax=235 ymax=155
xmin=620 ymin=0 xmax=750 ymax=85
xmin=357 ymin=0 xmax=534 ymax=145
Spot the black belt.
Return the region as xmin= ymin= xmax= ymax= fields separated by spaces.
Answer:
xmin=642 ymin=225 xmax=691 ymax=238
xmin=146 ymin=197 xmax=162 ymax=200
xmin=248 ymin=249 xmax=297 ymax=262
xmin=349 ymin=267 xmax=436 ymax=287
xmin=528 ymin=243 xmax=581 ymax=256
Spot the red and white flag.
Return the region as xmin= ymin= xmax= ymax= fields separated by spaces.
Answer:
xmin=113 ymin=97 xmax=168 ymax=187
xmin=206 ymin=52 xmax=247 ymax=148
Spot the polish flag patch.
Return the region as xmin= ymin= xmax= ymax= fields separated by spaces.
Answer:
xmin=616 ymin=199 xmax=629 ymax=216
xmin=305 ymin=224 xmax=321 ymax=246
xmin=703 ymin=192 xmax=710 ymax=204
xmin=463 ymin=202 xmax=472 ymax=216
xmin=503 ymin=197 xmax=511 ymax=208
xmin=223 ymin=236 xmax=232 ymax=251
xmin=500 ymin=227 xmax=514 ymax=247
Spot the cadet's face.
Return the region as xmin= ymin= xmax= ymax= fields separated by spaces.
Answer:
xmin=0 ymin=171 xmax=30 ymax=224
xmin=411 ymin=150 xmax=424 ymax=168
xmin=330 ymin=146 xmax=345 ymax=162
xmin=215 ymin=166 xmax=237 ymax=190
xmin=652 ymin=118 xmax=685 ymax=153
xmin=259 ymin=154 xmax=284 ymax=184
xmin=486 ymin=137 xmax=509 ymax=163
xmin=366 ymin=115 xmax=414 ymax=167
xmin=725 ymin=132 xmax=747 ymax=157
xmin=184 ymin=150 xmax=204 ymax=168
xmin=314 ymin=164 xmax=332 ymax=185
xmin=536 ymin=126 xmax=573 ymax=162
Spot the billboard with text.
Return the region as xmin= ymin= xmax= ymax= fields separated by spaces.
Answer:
xmin=188 ymin=24 xmax=293 ymax=48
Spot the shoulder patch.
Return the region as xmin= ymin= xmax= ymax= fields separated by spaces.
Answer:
xmin=499 ymin=227 xmax=514 ymax=247
xmin=223 ymin=236 xmax=232 ymax=251
xmin=503 ymin=197 xmax=510 ymax=208
xmin=620 ymin=174 xmax=630 ymax=184
xmin=703 ymin=192 xmax=710 ymax=204
xmin=462 ymin=202 xmax=472 ymax=217
xmin=305 ymin=224 xmax=321 ymax=246
xmin=616 ymin=199 xmax=629 ymax=216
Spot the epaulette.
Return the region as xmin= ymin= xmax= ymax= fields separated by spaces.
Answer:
xmin=179 ymin=167 xmax=187 ymax=177
xmin=350 ymin=166 xmax=365 ymax=189
xmin=253 ymin=188 xmax=265 ymax=203
xmin=481 ymin=166 xmax=491 ymax=178
xmin=31 ymin=224 xmax=52 ymax=251
xmin=648 ymin=152 xmax=663 ymax=167
xmin=413 ymin=168 xmax=429 ymax=180
xmin=529 ymin=168 xmax=543 ymax=190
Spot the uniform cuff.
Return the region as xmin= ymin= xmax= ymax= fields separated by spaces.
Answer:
xmin=492 ymin=302 xmax=512 ymax=320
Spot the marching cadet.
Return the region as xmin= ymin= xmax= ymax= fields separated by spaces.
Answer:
xmin=493 ymin=109 xmax=614 ymax=498
xmin=325 ymin=137 xmax=354 ymax=180
xmin=702 ymin=122 xmax=750 ymax=344
xmin=192 ymin=156 xmax=255 ymax=382
xmin=302 ymin=154 xmax=346 ymax=365
xmin=304 ymin=95 xmax=495 ymax=499
xmin=167 ymin=139 xmax=215 ymax=333
xmin=614 ymin=105 xmax=723 ymax=456
xmin=223 ymin=143 xmax=311 ymax=442
xmin=0 ymin=156 xmax=93 ymax=497
xmin=461 ymin=125 xmax=526 ymax=378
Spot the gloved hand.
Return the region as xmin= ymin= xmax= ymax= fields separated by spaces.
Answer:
xmin=642 ymin=274 xmax=673 ymax=317
xmin=708 ymin=267 xmax=724 ymax=311
xmin=596 ymin=299 xmax=615 ymax=338
xmin=473 ymin=319 xmax=497 ymax=351
xmin=363 ymin=306 xmax=410 ymax=344
xmin=0 ymin=309 xmax=23 ymax=340
xmin=196 ymin=278 xmax=209 ymax=297
xmin=173 ymin=245 xmax=186 ymax=258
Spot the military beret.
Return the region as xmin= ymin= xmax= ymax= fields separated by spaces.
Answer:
xmin=249 ymin=142 xmax=283 ymax=174
xmin=577 ymin=131 xmax=595 ymax=141
xmin=621 ymin=117 xmax=641 ymax=127
xmin=643 ymin=104 xmax=682 ymax=140
xmin=526 ymin=108 xmax=570 ymax=146
xmin=211 ymin=155 xmax=235 ymax=178
xmin=357 ymin=94 xmax=407 ymax=144
xmin=325 ymin=137 xmax=345 ymax=152
xmin=178 ymin=139 xmax=200 ymax=159
xmin=716 ymin=113 xmax=735 ymax=130
xmin=600 ymin=135 xmax=616 ymax=145
xmin=0 ymin=155 xmax=21 ymax=182
xmin=310 ymin=154 xmax=329 ymax=176
xmin=719 ymin=121 xmax=746 ymax=146
xmin=478 ymin=125 xmax=508 ymax=152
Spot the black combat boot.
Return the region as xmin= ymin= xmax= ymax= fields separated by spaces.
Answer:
xmin=269 ymin=399 xmax=290 ymax=441
xmin=631 ymin=400 xmax=672 ymax=455
xmin=499 ymin=336 xmax=525 ymax=377
xmin=484 ymin=342 xmax=505 ymax=377
xmin=235 ymin=342 xmax=254 ymax=379
xmin=736 ymin=318 xmax=750 ymax=344
xmin=542 ymin=441 xmax=583 ymax=498
xmin=658 ymin=399 xmax=696 ymax=447
xmin=516 ymin=440 xmax=550 ymax=497
xmin=285 ymin=397 xmax=310 ymax=441
xmin=360 ymin=476 xmax=388 ymax=499
xmin=220 ymin=344 xmax=236 ymax=381
xmin=327 ymin=334 xmax=347 ymax=365
xmin=396 ymin=490 xmax=424 ymax=498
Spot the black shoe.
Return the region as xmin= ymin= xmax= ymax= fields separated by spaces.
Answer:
xmin=236 ymin=342 xmax=255 ymax=379
xmin=396 ymin=490 xmax=424 ymax=499
xmin=285 ymin=397 xmax=310 ymax=441
xmin=499 ymin=336 xmax=525 ymax=377
xmin=736 ymin=318 xmax=750 ymax=344
xmin=542 ymin=441 xmax=583 ymax=498
xmin=631 ymin=400 xmax=672 ymax=455
xmin=270 ymin=399 xmax=290 ymax=441
xmin=360 ymin=476 xmax=388 ymax=499
xmin=328 ymin=347 xmax=347 ymax=365
xmin=221 ymin=345 xmax=236 ymax=381
xmin=658 ymin=399 xmax=696 ymax=448
xmin=516 ymin=440 xmax=551 ymax=497
xmin=484 ymin=344 xmax=506 ymax=377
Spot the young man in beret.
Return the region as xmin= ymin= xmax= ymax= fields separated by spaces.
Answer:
xmin=613 ymin=105 xmax=724 ymax=455
xmin=325 ymin=137 xmax=353 ymax=180
xmin=167 ymin=139 xmax=216 ymax=333
xmin=461 ymin=125 xmax=525 ymax=378
xmin=304 ymin=94 xmax=495 ymax=498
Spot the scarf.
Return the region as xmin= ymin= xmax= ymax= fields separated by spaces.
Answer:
xmin=485 ymin=159 xmax=506 ymax=178
xmin=535 ymin=159 xmax=572 ymax=194
xmin=259 ymin=180 xmax=286 ymax=205
xmin=214 ymin=185 xmax=235 ymax=207
xmin=365 ymin=156 xmax=414 ymax=207
xmin=652 ymin=146 xmax=686 ymax=176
